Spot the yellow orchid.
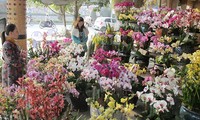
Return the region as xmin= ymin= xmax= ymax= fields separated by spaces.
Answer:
xmin=99 ymin=107 xmax=105 ymax=113
xmin=89 ymin=92 xmax=136 ymax=119
xmin=120 ymin=98 xmax=128 ymax=103
xmin=181 ymin=50 xmax=200 ymax=110
xmin=188 ymin=50 xmax=200 ymax=63
xmin=171 ymin=41 xmax=180 ymax=48
xmin=108 ymin=101 xmax=115 ymax=108
xmin=115 ymin=103 xmax=122 ymax=110
xmin=194 ymin=8 xmax=200 ymax=13
xmin=96 ymin=115 xmax=105 ymax=120
xmin=165 ymin=36 xmax=172 ymax=43
xmin=127 ymin=30 xmax=134 ymax=37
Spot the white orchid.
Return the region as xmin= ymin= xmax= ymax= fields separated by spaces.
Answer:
xmin=137 ymin=68 xmax=181 ymax=115
xmin=140 ymin=93 xmax=155 ymax=103
xmin=153 ymin=100 xmax=169 ymax=113
xmin=164 ymin=68 xmax=176 ymax=78
xmin=136 ymin=91 xmax=144 ymax=98
xmin=81 ymin=66 xmax=100 ymax=82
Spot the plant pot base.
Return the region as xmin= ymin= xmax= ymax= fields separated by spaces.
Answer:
xmin=180 ymin=106 xmax=200 ymax=120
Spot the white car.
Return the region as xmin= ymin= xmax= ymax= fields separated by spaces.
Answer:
xmin=93 ymin=17 xmax=120 ymax=31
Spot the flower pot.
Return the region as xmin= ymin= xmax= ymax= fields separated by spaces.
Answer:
xmin=102 ymin=44 xmax=113 ymax=51
xmin=90 ymin=105 xmax=126 ymax=120
xmin=90 ymin=105 xmax=101 ymax=117
xmin=135 ymin=55 xmax=150 ymax=68
xmin=174 ymin=43 xmax=195 ymax=55
xmin=140 ymin=23 xmax=150 ymax=33
xmin=121 ymin=35 xmax=133 ymax=44
xmin=171 ymin=28 xmax=182 ymax=36
xmin=180 ymin=105 xmax=200 ymax=120
xmin=155 ymin=28 xmax=163 ymax=37
xmin=119 ymin=52 xmax=130 ymax=63
xmin=70 ymin=92 xmax=88 ymax=112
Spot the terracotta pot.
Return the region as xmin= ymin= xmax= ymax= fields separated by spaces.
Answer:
xmin=155 ymin=28 xmax=163 ymax=37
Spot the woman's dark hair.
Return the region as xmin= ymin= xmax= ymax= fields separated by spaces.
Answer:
xmin=73 ymin=16 xmax=85 ymax=30
xmin=1 ymin=23 xmax=16 ymax=45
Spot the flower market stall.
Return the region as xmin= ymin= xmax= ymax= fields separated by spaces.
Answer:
xmin=0 ymin=0 xmax=200 ymax=119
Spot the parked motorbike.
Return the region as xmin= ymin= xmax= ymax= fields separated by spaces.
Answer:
xmin=39 ymin=20 xmax=55 ymax=29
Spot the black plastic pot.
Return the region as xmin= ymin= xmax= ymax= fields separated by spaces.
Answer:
xmin=102 ymin=44 xmax=113 ymax=51
xmin=70 ymin=92 xmax=88 ymax=112
xmin=180 ymin=106 xmax=200 ymax=120
xmin=135 ymin=55 xmax=150 ymax=68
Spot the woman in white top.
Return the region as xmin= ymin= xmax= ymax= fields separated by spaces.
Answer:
xmin=71 ymin=16 xmax=89 ymax=51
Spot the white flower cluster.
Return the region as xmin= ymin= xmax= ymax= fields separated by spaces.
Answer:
xmin=137 ymin=68 xmax=181 ymax=114
xmin=81 ymin=66 xmax=100 ymax=82
xmin=60 ymin=42 xmax=84 ymax=56
xmin=58 ymin=43 xmax=86 ymax=72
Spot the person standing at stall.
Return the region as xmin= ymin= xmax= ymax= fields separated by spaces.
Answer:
xmin=71 ymin=16 xmax=89 ymax=52
xmin=1 ymin=23 xmax=26 ymax=86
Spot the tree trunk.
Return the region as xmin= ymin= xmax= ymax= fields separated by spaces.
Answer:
xmin=134 ymin=0 xmax=144 ymax=8
xmin=74 ymin=0 xmax=82 ymax=21
xmin=60 ymin=5 xmax=71 ymax=38
xmin=167 ymin=0 xmax=179 ymax=8
xmin=111 ymin=0 xmax=122 ymax=8
xmin=60 ymin=6 xmax=66 ymax=29
xmin=74 ymin=0 xmax=78 ymax=21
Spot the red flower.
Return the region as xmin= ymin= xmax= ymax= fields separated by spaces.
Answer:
xmin=100 ymin=68 xmax=110 ymax=77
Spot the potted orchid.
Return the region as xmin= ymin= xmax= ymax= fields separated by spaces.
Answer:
xmin=137 ymin=68 xmax=182 ymax=120
xmin=28 ymin=40 xmax=61 ymax=61
xmin=81 ymin=48 xmax=139 ymax=107
xmin=88 ymin=92 xmax=136 ymax=120
xmin=131 ymin=31 xmax=153 ymax=68
xmin=0 ymin=56 xmax=79 ymax=119
xmin=0 ymin=84 xmax=19 ymax=119
xmin=17 ymin=56 xmax=79 ymax=119
xmin=118 ymin=29 xmax=134 ymax=63
xmin=179 ymin=50 xmax=200 ymax=119
xmin=92 ymin=25 xmax=115 ymax=52
xmin=58 ymin=42 xmax=89 ymax=111
xmin=114 ymin=1 xmax=135 ymax=17
xmin=149 ymin=35 xmax=175 ymax=68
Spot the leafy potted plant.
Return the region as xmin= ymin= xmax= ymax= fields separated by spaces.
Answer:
xmin=136 ymin=68 xmax=182 ymax=120
xmin=92 ymin=23 xmax=116 ymax=52
xmin=179 ymin=50 xmax=200 ymax=119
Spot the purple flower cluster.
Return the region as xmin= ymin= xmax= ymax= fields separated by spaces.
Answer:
xmin=87 ymin=48 xmax=138 ymax=91
xmin=114 ymin=1 xmax=134 ymax=7
xmin=114 ymin=1 xmax=135 ymax=13
xmin=63 ymin=38 xmax=72 ymax=43
xmin=49 ymin=41 xmax=61 ymax=56
xmin=132 ymin=31 xmax=153 ymax=48
xmin=136 ymin=7 xmax=200 ymax=29
xmin=92 ymin=48 xmax=121 ymax=63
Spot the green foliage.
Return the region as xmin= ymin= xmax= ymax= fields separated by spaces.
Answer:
xmin=27 ymin=46 xmax=51 ymax=63
xmin=178 ymin=50 xmax=200 ymax=113
xmin=28 ymin=0 xmax=110 ymax=13
xmin=27 ymin=0 xmax=45 ymax=7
